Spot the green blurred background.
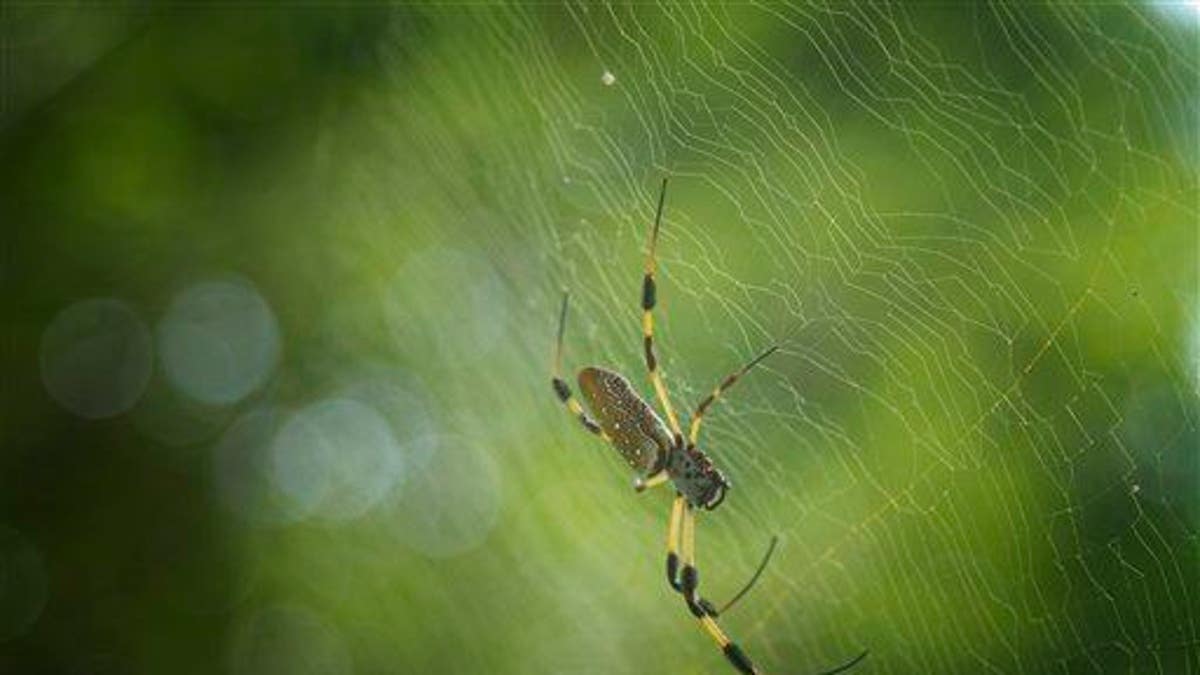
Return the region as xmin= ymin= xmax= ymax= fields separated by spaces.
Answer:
xmin=1 ymin=3 xmax=1197 ymax=673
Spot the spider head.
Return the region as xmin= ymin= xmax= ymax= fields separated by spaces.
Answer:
xmin=701 ymin=466 xmax=730 ymax=510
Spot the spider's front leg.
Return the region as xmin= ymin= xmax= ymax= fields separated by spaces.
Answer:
xmin=641 ymin=177 xmax=684 ymax=438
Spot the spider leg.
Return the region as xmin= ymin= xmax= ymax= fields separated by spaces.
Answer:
xmin=815 ymin=650 xmax=870 ymax=675
xmin=642 ymin=177 xmax=683 ymax=439
xmin=666 ymin=495 xmax=765 ymax=615
xmin=678 ymin=503 xmax=759 ymax=674
xmin=665 ymin=493 xmax=686 ymax=592
xmin=670 ymin=503 xmax=870 ymax=675
xmin=688 ymin=344 xmax=779 ymax=445
xmin=552 ymin=291 xmax=609 ymax=440
xmin=714 ymin=535 xmax=778 ymax=616
xmin=635 ymin=470 xmax=670 ymax=492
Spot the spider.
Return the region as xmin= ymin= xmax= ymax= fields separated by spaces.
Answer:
xmin=551 ymin=178 xmax=869 ymax=675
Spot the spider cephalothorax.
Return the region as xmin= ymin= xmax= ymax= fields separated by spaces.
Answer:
xmin=667 ymin=442 xmax=729 ymax=510
xmin=551 ymin=178 xmax=868 ymax=675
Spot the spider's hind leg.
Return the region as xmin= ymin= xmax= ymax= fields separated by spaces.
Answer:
xmin=668 ymin=503 xmax=869 ymax=675
xmin=681 ymin=504 xmax=758 ymax=673
xmin=664 ymin=496 xmax=757 ymax=674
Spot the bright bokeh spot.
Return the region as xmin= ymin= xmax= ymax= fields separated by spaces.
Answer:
xmin=1151 ymin=0 xmax=1200 ymax=23
xmin=386 ymin=247 xmax=508 ymax=366
xmin=387 ymin=435 xmax=502 ymax=559
xmin=39 ymin=297 xmax=153 ymax=419
xmin=228 ymin=605 xmax=351 ymax=675
xmin=337 ymin=365 xmax=440 ymax=472
xmin=212 ymin=408 xmax=304 ymax=526
xmin=270 ymin=398 xmax=404 ymax=522
xmin=158 ymin=278 xmax=280 ymax=406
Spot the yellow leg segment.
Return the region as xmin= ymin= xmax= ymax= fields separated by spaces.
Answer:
xmin=641 ymin=178 xmax=684 ymax=439
xmin=636 ymin=470 xmax=670 ymax=492
xmin=688 ymin=344 xmax=779 ymax=445
xmin=644 ymin=310 xmax=682 ymax=437
xmin=679 ymin=504 xmax=759 ymax=674
xmin=681 ymin=502 xmax=696 ymax=567
xmin=665 ymin=494 xmax=685 ymax=591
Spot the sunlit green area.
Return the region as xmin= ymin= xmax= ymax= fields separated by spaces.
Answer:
xmin=2 ymin=3 xmax=1197 ymax=674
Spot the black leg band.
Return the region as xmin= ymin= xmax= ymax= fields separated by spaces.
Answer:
xmin=681 ymin=565 xmax=698 ymax=594
xmin=681 ymin=565 xmax=707 ymax=617
xmin=723 ymin=642 xmax=756 ymax=674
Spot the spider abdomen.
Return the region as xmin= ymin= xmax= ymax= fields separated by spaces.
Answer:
xmin=577 ymin=367 xmax=672 ymax=474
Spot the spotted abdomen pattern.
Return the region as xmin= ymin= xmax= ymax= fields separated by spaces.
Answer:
xmin=577 ymin=366 xmax=672 ymax=474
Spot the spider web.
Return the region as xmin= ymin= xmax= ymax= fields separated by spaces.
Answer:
xmin=4 ymin=1 xmax=1195 ymax=672
xmin=8 ymin=3 xmax=1193 ymax=674
xmin=328 ymin=4 xmax=1197 ymax=673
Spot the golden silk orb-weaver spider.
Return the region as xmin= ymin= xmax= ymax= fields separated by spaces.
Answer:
xmin=551 ymin=178 xmax=869 ymax=675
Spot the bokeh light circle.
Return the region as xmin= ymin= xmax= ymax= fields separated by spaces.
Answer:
xmin=336 ymin=365 xmax=439 ymax=474
xmin=158 ymin=278 xmax=280 ymax=406
xmin=1190 ymin=303 xmax=1200 ymax=392
xmin=1150 ymin=0 xmax=1200 ymax=26
xmin=385 ymin=247 xmax=508 ymax=366
xmin=132 ymin=373 xmax=234 ymax=451
xmin=270 ymin=398 xmax=404 ymax=522
xmin=389 ymin=434 xmax=502 ymax=558
xmin=228 ymin=605 xmax=351 ymax=675
xmin=212 ymin=408 xmax=304 ymax=526
xmin=39 ymin=297 xmax=153 ymax=419
xmin=0 ymin=526 xmax=48 ymax=642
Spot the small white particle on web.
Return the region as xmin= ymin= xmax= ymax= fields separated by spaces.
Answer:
xmin=1131 ymin=484 xmax=1140 ymax=494
xmin=601 ymin=70 xmax=616 ymax=86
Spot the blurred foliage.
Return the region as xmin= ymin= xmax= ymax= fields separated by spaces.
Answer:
xmin=1 ymin=3 xmax=1197 ymax=675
